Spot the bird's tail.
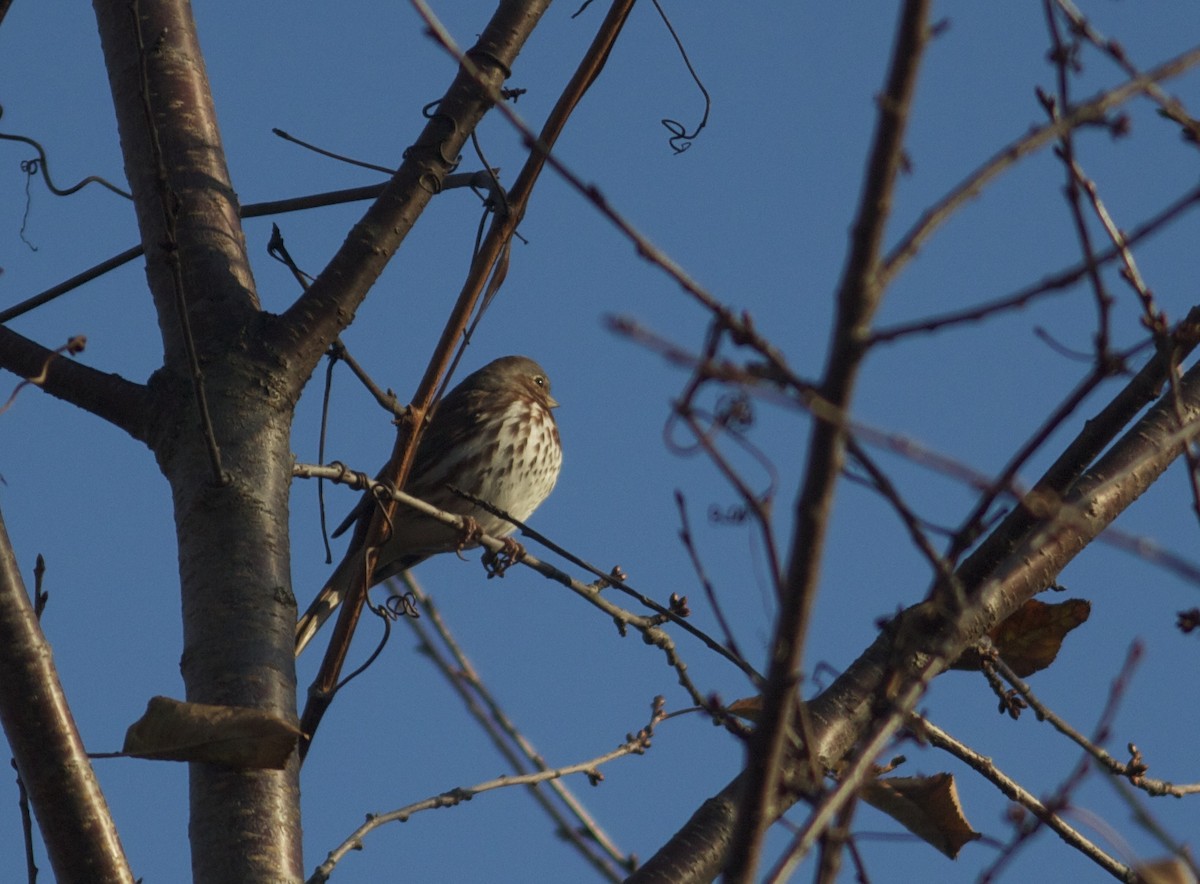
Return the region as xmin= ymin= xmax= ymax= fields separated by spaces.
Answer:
xmin=295 ymin=554 xmax=359 ymax=656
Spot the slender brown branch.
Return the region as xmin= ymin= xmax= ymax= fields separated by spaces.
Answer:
xmin=297 ymin=0 xmax=636 ymax=755
xmin=987 ymin=653 xmax=1200 ymax=797
xmin=918 ymin=716 xmax=1133 ymax=880
xmin=12 ymin=757 xmax=37 ymax=884
xmin=0 ymin=325 xmax=150 ymax=439
xmin=324 ymin=340 xmax=400 ymax=416
xmin=452 ymin=483 xmax=762 ymax=683
xmin=1042 ymin=0 xmax=1115 ymax=359
xmin=307 ymin=699 xmax=667 ymax=883
xmin=674 ymin=491 xmax=750 ymax=674
xmin=981 ymin=642 xmax=1144 ymax=881
xmin=943 ymin=364 xmax=1112 ymax=569
xmin=0 ymin=508 xmax=134 ymax=882
xmin=634 ymin=197 xmax=1200 ymax=884
xmin=293 ymin=462 xmax=720 ymax=709
xmin=880 ymin=42 xmax=1200 ymax=288
xmin=1054 ymin=0 xmax=1200 ymax=145
xmin=0 ymin=246 xmax=144 ymax=325
xmin=400 ymin=574 xmax=632 ymax=881
xmin=0 ymin=177 xmax=493 ymax=326
xmin=725 ymin=5 xmax=933 ymax=880
xmin=867 ymin=183 xmax=1200 ymax=345
xmin=846 ymin=438 xmax=965 ymax=604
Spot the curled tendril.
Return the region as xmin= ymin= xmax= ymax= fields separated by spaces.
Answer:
xmin=651 ymin=0 xmax=710 ymax=154
xmin=329 ymin=592 xmax=420 ymax=693
xmin=385 ymin=592 xmax=420 ymax=620
xmin=0 ymin=105 xmax=132 ymax=199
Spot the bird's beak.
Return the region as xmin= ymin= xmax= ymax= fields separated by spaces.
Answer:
xmin=547 ymin=395 xmax=560 ymax=408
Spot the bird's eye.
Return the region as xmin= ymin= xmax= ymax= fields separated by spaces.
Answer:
xmin=534 ymin=375 xmax=546 ymax=387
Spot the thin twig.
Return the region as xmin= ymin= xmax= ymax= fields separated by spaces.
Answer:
xmin=942 ymin=364 xmax=1113 ymax=568
xmin=673 ymin=491 xmax=750 ymax=676
xmin=867 ymin=182 xmax=1200 ymax=345
xmin=448 ymin=483 xmax=763 ymax=685
xmin=306 ymin=699 xmax=667 ymax=883
xmin=1053 ymin=0 xmax=1200 ymax=144
xmin=881 ymin=43 xmax=1200 ymax=288
xmin=979 ymin=642 xmax=1145 ymax=882
xmin=0 ymin=104 xmax=132 ymax=199
xmin=0 ymin=176 xmax=492 ymax=326
xmin=647 ymin=0 xmax=710 ymax=153
xmin=916 ymin=716 xmax=1134 ymax=881
xmin=845 ymin=438 xmax=966 ymax=607
xmin=1041 ymin=0 xmax=1114 ymax=358
xmin=271 ymin=128 xmax=395 ymax=174
xmin=12 ymin=758 xmax=37 ymax=884
xmin=294 ymin=462 xmax=721 ymax=708
xmin=986 ymin=650 xmax=1199 ymax=797
xmin=728 ymin=5 xmax=934 ymax=878
xmin=399 ymin=574 xmax=633 ymax=880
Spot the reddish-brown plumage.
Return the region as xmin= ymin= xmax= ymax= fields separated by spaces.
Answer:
xmin=295 ymin=356 xmax=562 ymax=654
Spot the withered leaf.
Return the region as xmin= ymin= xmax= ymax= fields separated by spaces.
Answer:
xmin=1134 ymin=856 xmax=1197 ymax=884
xmin=954 ymin=598 xmax=1090 ymax=677
xmin=123 ymin=696 xmax=300 ymax=769
xmin=863 ymin=772 xmax=981 ymax=859
xmin=727 ymin=696 xmax=763 ymax=722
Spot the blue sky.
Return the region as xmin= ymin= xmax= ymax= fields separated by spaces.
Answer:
xmin=2 ymin=2 xmax=1199 ymax=882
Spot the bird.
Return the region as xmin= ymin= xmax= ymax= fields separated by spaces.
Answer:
xmin=295 ymin=355 xmax=562 ymax=655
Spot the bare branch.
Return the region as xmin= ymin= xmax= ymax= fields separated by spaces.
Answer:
xmin=868 ymin=183 xmax=1200 ymax=345
xmin=725 ymin=4 xmax=934 ymax=879
xmin=307 ymin=698 xmax=667 ymax=884
xmin=293 ymin=462 xmax=720 ymax=710
xmin=918 ymin=716 xmax=1133 ymax=880
xmin=635 ymin=318 xmax=1200 ymax=883
xmin=0 ymin=507 xmax=134 ymax=882
xmin=881 ymin=42 xmax=1200 ymax=288
xmin=270 ymin=0 xmax=556 ymax=379
xmin=0 ymin=325 xmax=150 ymax=439
xmin=986 ymin=651 xmax=1200 ymax=798
xmin=400 ymin=574 xmax=633 ymax=881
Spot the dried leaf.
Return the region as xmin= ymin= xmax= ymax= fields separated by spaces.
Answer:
xmin=862 ymin=773 xmax=981 ymax=859
xmin=1135 ymin=857 xmax=1198 ymax=884
xmin=954 ymin=598 xmax=1090 ymax=677
xmin=727 ymin=696 xmax=763 ymax=722
xmin=123 ymin=696 xmax=300 ymax=769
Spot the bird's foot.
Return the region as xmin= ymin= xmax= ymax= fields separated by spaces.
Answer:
xmin=454 ymin=516 xmax=483 ymax=559
xmin=482 ymin=536 xmax=525 ymax=578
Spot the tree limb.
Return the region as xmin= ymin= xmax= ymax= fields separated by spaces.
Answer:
xmin=0 ymin=325 xmax=150 ymax=440
xmin=0 ymin=507 xmax=134 ymax=883
xmin=632 ymin=343 xmax=1200 ymax=883
xmin=723 ymin=3 xmax=933 ymax=880
xmin=269 ymin=0 xmax=555 ymax=386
